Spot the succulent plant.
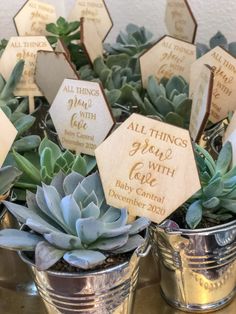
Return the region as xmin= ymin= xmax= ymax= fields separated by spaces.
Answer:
xmin=132 ymin=75 xmax=191 ymax=129
xmin=46 ymin=17 xmax=89 ymax=69
xmin=0 ymin=172 xmax=149 ymax=270
xmin=79 ymin=56 xmax=142 ymax=120
xmin=0 ymin=60 xmax=40 ymax=153
xmin=10 ymin=137 xmax=96 ymax=193
xmin=185 ymin=142 xmax=236 ymax=229
xmin=197 ymin=31 xmax=236 ymax=58
xmin=0 ymin=166 xmax=22 ymax=199
xmin=104 ymin=23 xmax=154 ymax=58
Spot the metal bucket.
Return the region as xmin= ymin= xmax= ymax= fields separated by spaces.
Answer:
xmin=19 ymin=233 xmax=151 ymax=314
xmin=0 ymin=206 xmax=37 ymax=295
xmin=150 ymin=220 xmax=236 ymax=312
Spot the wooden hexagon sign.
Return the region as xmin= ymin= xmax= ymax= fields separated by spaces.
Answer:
xmin=140 ymin=36 xmax=196 ymax=87
xmin=0 ymin=110 xmax=17 ymax=167
xmin=35 ymin=51 xmax=79 ymax=104
xmin=95 ymin=114 xmax=201 ymax=224
xmin=14 ymin=0 xmax=57 ymax=36
xmin=165 ymin=0 xmax=197 ymax=43
xmin=190 ymin=46 xmax=236 ymax=124
xmin=81 ymin=18 xmax=103 ymax=65
xmin=49 ymin=79 xmax=115 ymax=156
xmin=189 ymin=65 xmax=214 ymax=142
xmin=0 ymin=36 xmax=53 ymax=112
xmin=68 ymin=0 xmax=113 ymax=41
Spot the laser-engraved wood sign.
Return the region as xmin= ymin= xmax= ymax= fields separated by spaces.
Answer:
xmin=96 ymin=114 xmax=201 ymax=224
xmin=49 ymin=79 xmax=115 ymax=156
xmin=140 ymin=36 xmax=196 ymax=87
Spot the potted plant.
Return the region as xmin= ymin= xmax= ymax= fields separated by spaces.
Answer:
xmin=150 ymin=141 xmax=236 ymax=312
xmin=0 ymin=171 xmax=150 ymax=313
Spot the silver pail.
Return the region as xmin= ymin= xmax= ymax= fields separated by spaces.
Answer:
xmin=19 ymin=232 xmax=150 ymax=314
xmin=0 ymin=206 xmax=37 ymax=295
xmin=150 ymin=220 xmax=236 ymax=312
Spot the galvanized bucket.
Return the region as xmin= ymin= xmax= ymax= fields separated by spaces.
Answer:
xmin=19 ymin=233 xmax=151 ymax=314
xmin=150 ymin=220 xmax=236 ymax=312
xmin=0 ymin=206 xmax=37 ymax=295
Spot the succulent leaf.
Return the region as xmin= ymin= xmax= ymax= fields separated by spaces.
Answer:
xmin=64 ymin=250 xmax=106 ymax=270
xmin=0 ymin=229 xmax=42 ymax=251
xmin=35 ymin=241 xmax=65 ymax=271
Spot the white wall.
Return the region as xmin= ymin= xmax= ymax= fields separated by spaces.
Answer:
xmin=0 ymin=0 xmax=236 ymax=45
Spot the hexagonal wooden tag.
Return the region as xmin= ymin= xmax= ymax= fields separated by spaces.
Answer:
xmin=68 ymin=0 xmax=113 ymax=41
xmin=0 ymin=110 xmax=18 ymax=167
xmin=165 ymin=0 xmax=197 ymax=43
xmin=81 ymin=18 xmax=103 ymax=65
xmin=55 ymin=39 xmax=70 ymax=58
xmin=190 ymin=47 xmax=236 ymax=124
xmin=35 ymin=51 xmax=79 ymax=104
xmin=189 ymin=65 xmax=214 ymax=142
xmin=0 ymin=36 xmax=53 ymax=112
xmin=140 ymin=36 xmax=196 ymax=87
xmin=14 ymin=0 xmax=57 ymax=36
xmin=49 ymin=79 xmax=115 ymax=156
xmin=95 ymin=113 xmax=200 ymax=224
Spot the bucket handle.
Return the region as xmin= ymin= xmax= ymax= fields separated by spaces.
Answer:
xmin=137 ymin=244 xmax=152 ymax=257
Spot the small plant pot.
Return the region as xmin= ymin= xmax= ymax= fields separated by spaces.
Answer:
xmin=19 ymin=231 xmax=150 ymax=314
xmin=0 ymin=206 xmax=37 ymax=295
xmin=149 ymin=220 xmax=236 ymax=312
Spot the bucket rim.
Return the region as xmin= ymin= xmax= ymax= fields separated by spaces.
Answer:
xmin=154 ymin=219 xmax=236 ymax=236
xmin=18 ymin=228 xmax=149 ymax=278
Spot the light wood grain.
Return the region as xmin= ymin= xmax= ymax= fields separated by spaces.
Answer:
xmin=0 ymin=109 xmax=17 ymax=167
xmin=68 ymin=0 xmax=113 ymax=41
xmin=35 ymin=51 xmax=79 ymax=105
xmin=14 ymin=0 xmax=57 ymax=36
xmin=81 ymin=18 xmax=103 ymax=65
xmin=95 ymin=113 xmax=201 ymax=224
xmin=190 ymin=46 xmax=236 ymax=124
xmin=140 ymin=36 xmax=196 ymax=87
xmin=0 ymin=36 xmax=53 ymax=112
xmin=49 ymin=79 xmax=114 ymax=156
xmin=165 ymin=0 xmax=197 ymax=43
xmin=189 ymin=65 xmax=213 ymax=142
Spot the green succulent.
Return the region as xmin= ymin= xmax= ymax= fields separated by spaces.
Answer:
xmin=0 ymin=60 xmax=40 ymax=153
xmin=10 ymin=137 xmax=96 ymax=194
xmin=79 ymin=56 xmax=142 ymax=120
xmin=132 ymin=75 xmax=191 ymax=129
xmin=197 ymin=31 xmax=236 ymax=58
xmin=104 ymin=23 xmax=154 ymax=58
xmin=1 ymin=172 xmax=149 ymax=270
xmin=185 ymin=142 xmax=236 ymax=229
xmin=0 ymin=166 xmax=22 ymax=198
xmin=46 ymin=17 xmax=89 ymax=69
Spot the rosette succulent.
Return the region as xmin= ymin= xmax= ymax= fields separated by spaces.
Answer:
xmin=104 ymin=23 xmax=154 ymax=58
xmin=197 ymin=31 xmax=236 ymax=58
xmin=9 ymin=137 xmax=96 ymax=194
xmin=0 ymin=172 xmax=149 ymax=270
xmin=132 ymin=75 xmax=191 ymax=129
xmin=79 ymin=56 xmax=142 ymax=120
xmin=46 ymin=17 xmax=89 ymax=69
xmin=185 ymin=142 xmax=236 ymax=228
